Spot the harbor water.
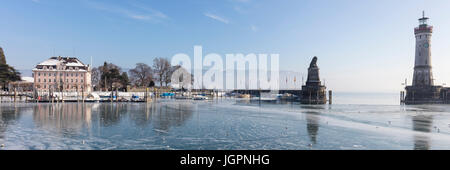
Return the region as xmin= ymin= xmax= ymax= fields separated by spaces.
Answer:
xmin=1 ymin=92 xmax=450 ymax=150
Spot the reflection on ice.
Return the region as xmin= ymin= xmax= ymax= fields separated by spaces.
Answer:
xmin=306 ymin=112 xmax=320 ymax=145
xmin=30 ymin=102 xmax=194 ymax=134
xmin=412 ymin=115 xmax=432 ymax=150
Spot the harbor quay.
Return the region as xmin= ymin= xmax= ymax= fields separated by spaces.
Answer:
xmin=0 ymin=88 xmax=334 ymax=104
xmin=3 ymin=55 xmax=334 ymax=103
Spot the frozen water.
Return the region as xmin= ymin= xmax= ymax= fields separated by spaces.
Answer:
xmin=1 ymin=93 xmax=450 ymax=150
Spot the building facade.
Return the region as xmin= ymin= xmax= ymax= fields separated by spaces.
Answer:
xmin=32 ymin=56 xmax=92 ymax=93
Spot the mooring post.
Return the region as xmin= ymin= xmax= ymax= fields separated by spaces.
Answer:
xmin=61 ymin=88 xmax=64 ymax=103
xmin=110 ymin=88 xmax=113 ymax=103
xmin=51 ymin=88 xmax=54 ymax=103
xmin=309 ymin=91 xmax=312 ymax=104
xmin=328 ymin=90 xmax=332 ymax=105
xmin=14 ymin=88 xmax=17 ymax=103
xmin=82 ymin=87 xmax=85 ymax=103
xmin=145 ymin=88 xmax=148 ymax=103
xmin=115 ymin=88 xmax=118 ymax=102
xmin=400 ymin=91 xmax=403 ymax=103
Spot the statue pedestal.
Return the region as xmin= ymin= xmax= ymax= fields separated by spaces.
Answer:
xmin=301 ymin=85 xmax=327 ymax=104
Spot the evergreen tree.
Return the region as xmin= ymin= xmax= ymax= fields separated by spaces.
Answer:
xmin=0 ymin=47 xmax=6 ymax=65
xmin=97 ymin=62 xmax=128 ymax=91
xmin=0 ymin=47 xmax=20 ymax=90
xmin=0 ymin=63 xmax=21 ymax=90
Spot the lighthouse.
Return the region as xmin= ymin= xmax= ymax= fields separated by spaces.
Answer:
xmin=412 ymin=11 xmax=434 ymax=86
xmin=404 ymin=12 xmax=445 ymax=104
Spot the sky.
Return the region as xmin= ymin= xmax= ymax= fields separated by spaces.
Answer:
xmin=1 ymin=0 xmax=450 ymax=93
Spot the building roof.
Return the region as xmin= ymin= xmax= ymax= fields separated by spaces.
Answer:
xmin=36 ymin=56 xmax=89 ymax=69
xmin=38 ymin=58 xmax=60 ymax=66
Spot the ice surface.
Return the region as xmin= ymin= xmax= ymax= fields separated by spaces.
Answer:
xmin=1 ymin=95 xmax=450 ymax=150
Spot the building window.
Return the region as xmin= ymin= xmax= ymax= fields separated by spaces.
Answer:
xmin=71 ymin=79 xmax=73 ymax=82
xmin=44 ymin=79 xmax=46 ymax=82
xmin=49 ymin=79 xmax=51 ymax=82
xmin=76 ymin=73 xmax=78 ymax=77
xmin=44 ymin=73 xmax=46 ymax=76
xmin=38 ymin=73 xmax=40 ymax=76
xmin=38 ymin=79 xmax=41 ymax=82
xmin=81 ymin=79 xmax=83 ymax=83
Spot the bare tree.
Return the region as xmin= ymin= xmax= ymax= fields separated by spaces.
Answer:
xmin=152 ymin=58 xmax=171 ymax=87
xmin=129 ymin=63 xmax=153 ymax=87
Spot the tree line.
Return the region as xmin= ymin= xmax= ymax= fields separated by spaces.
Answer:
xmin=91 ymin=57 xmax=189 ymax=91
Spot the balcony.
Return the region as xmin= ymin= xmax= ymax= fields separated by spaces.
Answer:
xmin=415 ymin=26 xmax=433 ymax=34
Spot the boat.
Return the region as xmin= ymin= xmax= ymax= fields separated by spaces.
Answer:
xmin=279 ymin=93 xmax=299 ymax=101
xmin=85 ymin=93 xmax=100 ymax=102
xmin=193 ymin=95 xmax=208 ymax=100
xmin=236 ymin=94 xmax=251 ymax=99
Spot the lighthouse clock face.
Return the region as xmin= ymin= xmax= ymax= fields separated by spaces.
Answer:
xmin=424 ymin=42 xmax=430 ymax=48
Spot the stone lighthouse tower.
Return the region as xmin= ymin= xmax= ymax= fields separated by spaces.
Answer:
xmin=412 ymin=11 xmax=434 ymax=86
xmin=405 ymin=12 xmax=443 ymax=104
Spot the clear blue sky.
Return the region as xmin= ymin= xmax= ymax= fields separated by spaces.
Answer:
xmin=1 ymin=0 xmax=450 ymax=93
